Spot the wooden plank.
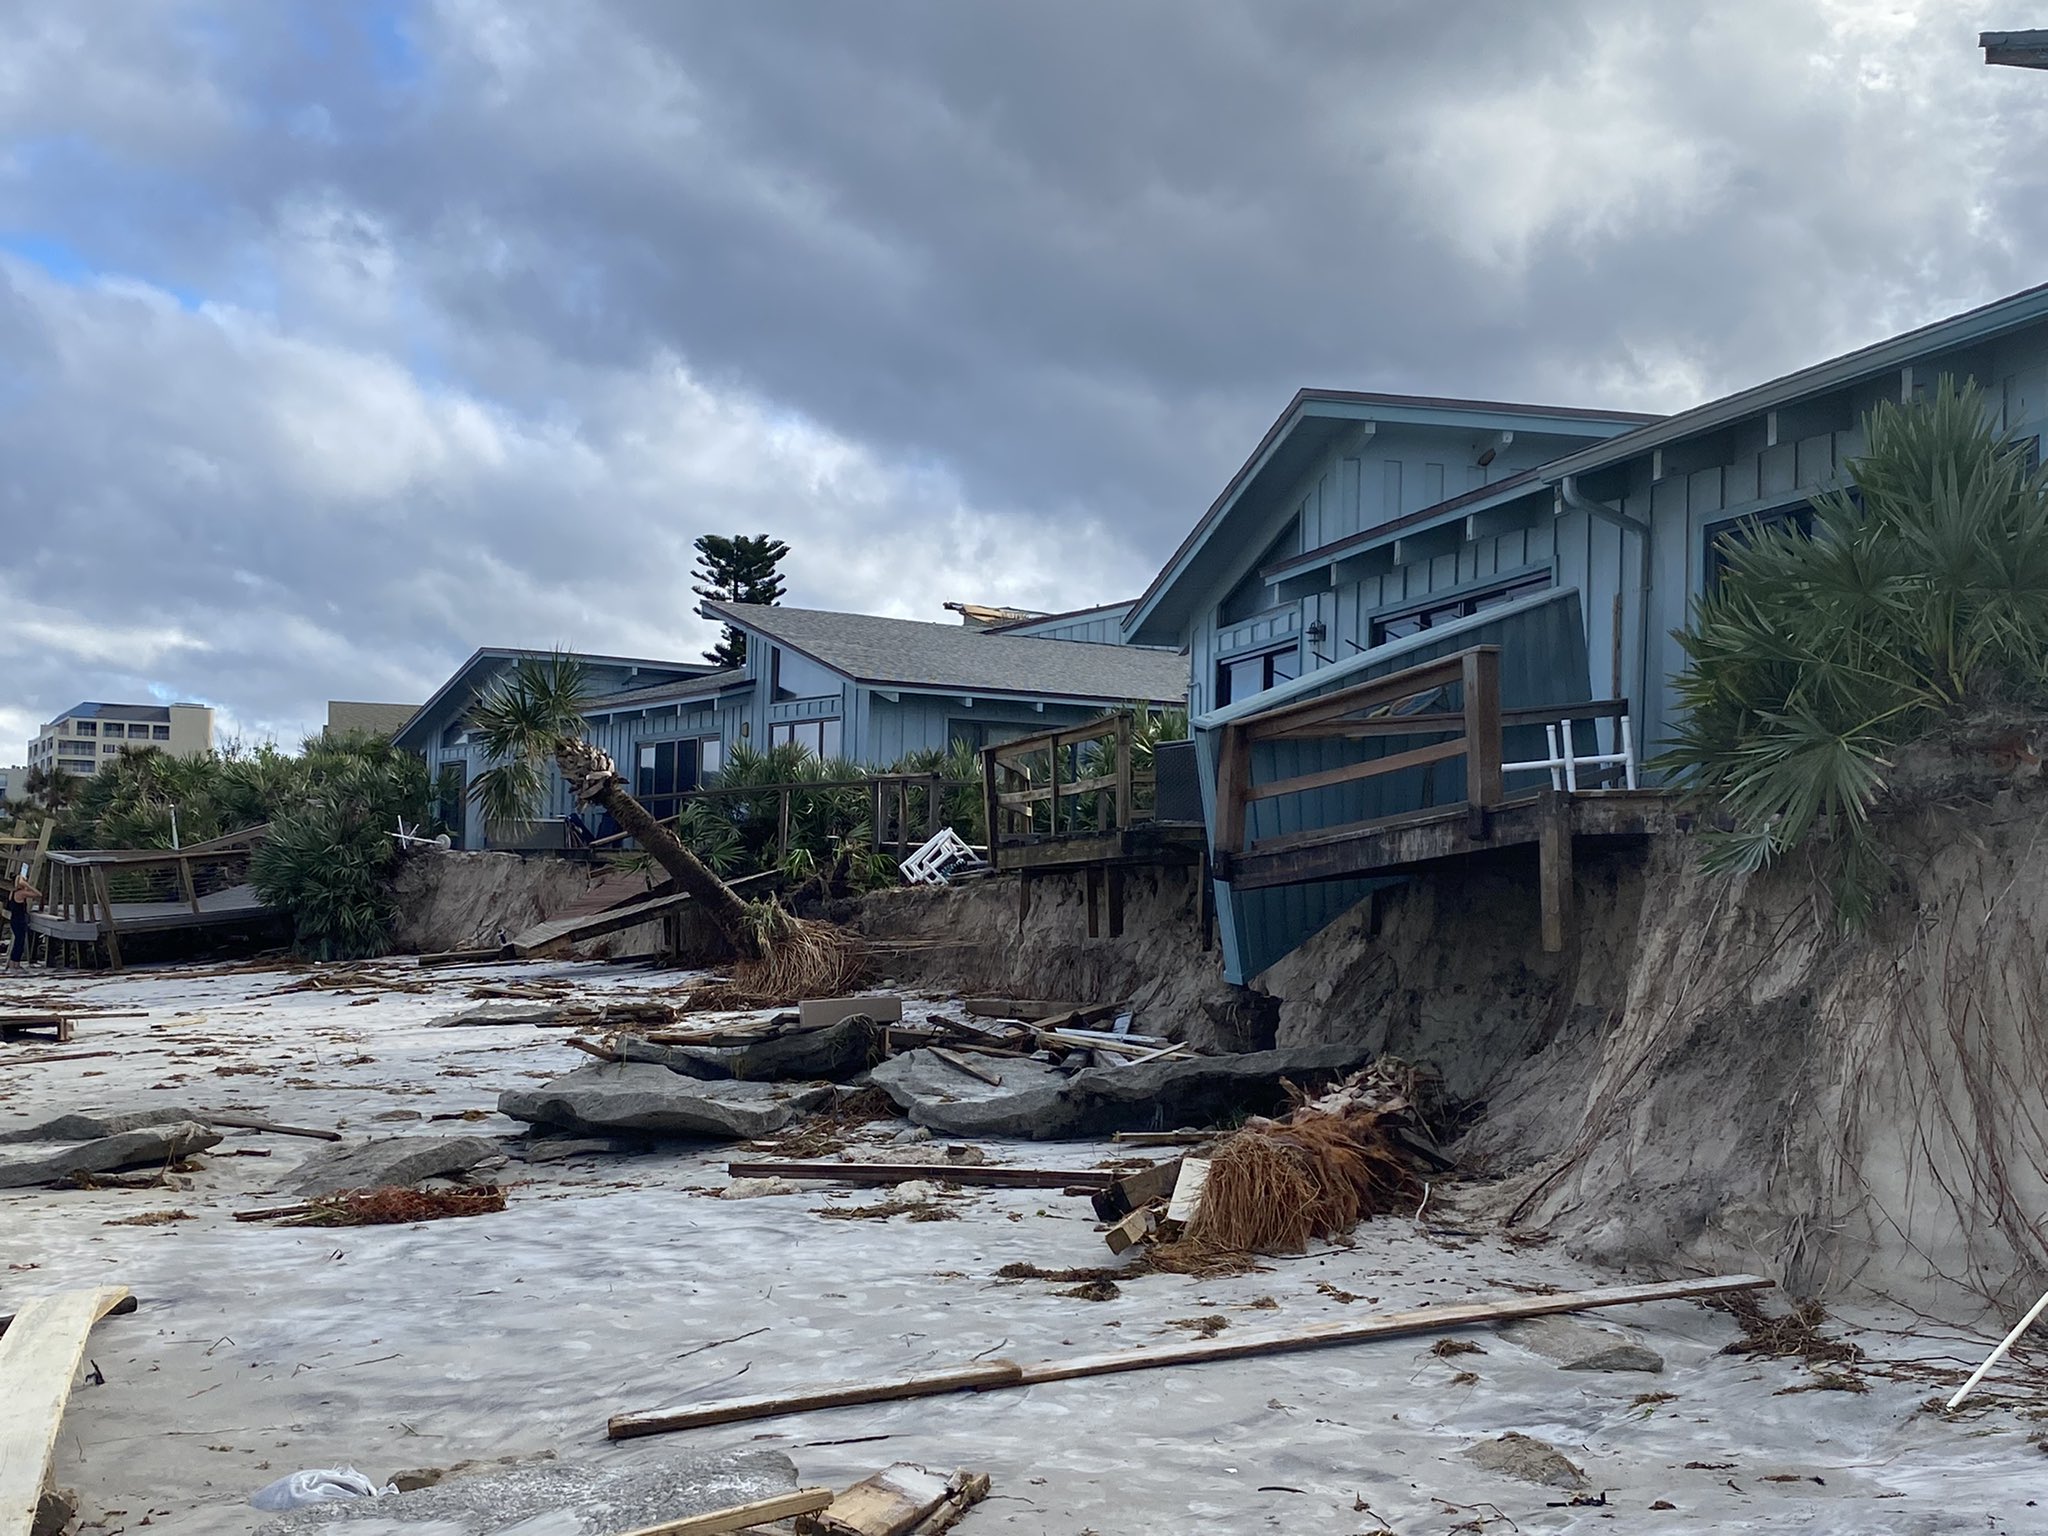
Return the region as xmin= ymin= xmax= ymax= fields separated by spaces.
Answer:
xmin=1238 ymin=652 xmax=1466 ymax=740
xmin=1245 ymin=737 xmax=1465 ymax=804
xmin=1212 ymin=724 xmax=1250 ymax=856
xmin=1103 ymin=1206 xmax=1157 ymax=1255
xmin=996 ymin=772 xmax=1120 ymax=808
xmin=609 ymin=1361 xmax=1025 ymax=1440
xmin=926 ymin=1047 xmax=1002 ymax=1087
xmin=1538 ymin=787 xmax=1573 ymax=955
xmin=607 ymin=1275 xmax=1773 ymax=1443
xmin=201 ymin=1112 xmax=342 ymax=1142
xmin=802 ymin=1463 xmax=953 ymax=1536
xmin=0 ymin=1286 xmax=131 ymax=1536
xmin=961 ymin=999 xmax=1087 ymax=1021
xmin=726 ymin=1162 xmax=1116 ymax=1190
xmin=416 ymin=947 xmax=509 ymax=967
xmin=614 ymin=1487 xmax=836 ymax=1536
xmin=90 ymin=867 xmax=121 ymax=971
xmin=1090 ymin=1157 xmax=1181 ymax=1221
xmin=0 ymin=1294 xmax=135 ymax=1341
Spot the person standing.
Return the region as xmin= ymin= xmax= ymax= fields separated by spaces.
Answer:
xmin=5 ymin=873 xmax=39 ymax=976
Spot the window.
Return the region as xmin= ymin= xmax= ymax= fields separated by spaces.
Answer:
xmin=1215 ymin=643 xmax=1301 ymax=706
xmin=152 ymin=725 xmax=171 ymax=740
xmin=74 ymin=721 xmax=95 ymax=737
xmin=128 ymin=724 xmax=152 ymax=738
xmin=103 ymin=744 xmax=119 ymax=754
xmin=768 ymin=718 xmax=843 ymax=759
xmin=1368 ymin=571 xmax=1552 ymax=648
xmin=1703 ymin=504 xmax=1815 ymax=590
xmin=635 ymin=738 xmax=720 ymax=819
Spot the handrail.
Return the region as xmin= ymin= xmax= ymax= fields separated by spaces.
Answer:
xmin=980 ymin=711 xmax=1142 ymax=864
xmin=1214 ymin=645 xmax=1633 ymax=862
xmin=585 ymin=773 xmax=973 ymax=855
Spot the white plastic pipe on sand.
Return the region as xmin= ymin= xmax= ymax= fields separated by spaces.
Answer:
xmin=1946 ymin=1287 xmax=2048 ymax=1410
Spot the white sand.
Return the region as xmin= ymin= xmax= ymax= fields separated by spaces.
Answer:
xmin=0 ymin=959 xmax=2041 ymax=1535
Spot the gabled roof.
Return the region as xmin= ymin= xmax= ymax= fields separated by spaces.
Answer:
xmin=1542 ymin=279 xmax=2048 ymax=484
xmin=702 ymin=601 xmax=1188 ymax=704
xmin=392 ymin=648 xmax=712 ymax=749
xmin=1124 ymin=390 xmax=1658 ymax=646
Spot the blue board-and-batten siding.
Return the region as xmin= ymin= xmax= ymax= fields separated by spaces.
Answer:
xmin=1197 ymin=590 xmax=1592 ymax=984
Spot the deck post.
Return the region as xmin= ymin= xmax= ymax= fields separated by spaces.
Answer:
xmin=980 ymin=747 xmax=1001 ymax=869
xmin=1537 ymin=787 xmax=1574 ymax=955
xmin=1085 ymin=863 xmax=1100 ymax=939
xmin=777 ymin=788 xmax=792 ymax=855
xmin=1049 ymin=734 xmax=1062 ymax=837
xmin=178 ymin=855 xmax=201 ymax=916
xmin=927 ymin=772 xmax=944 ymax=840
xmin=1115 ymin=714 xmax=1134 ymax=833
xmin=1107 ymin=864 xmax=1126 ymax=939
xmin=1213 ymin=724 xmax=1251 ymax=858
xmin=90 ymin=866 xmax=124 ymax=971
xmin=1462 ymin=646 xmax=1503 ymax=812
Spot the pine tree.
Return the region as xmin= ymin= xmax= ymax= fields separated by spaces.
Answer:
xmin=692 ymin=534 xmax=790 ymax=668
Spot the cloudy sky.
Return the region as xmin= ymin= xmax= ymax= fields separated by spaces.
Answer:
xmin=2 ymin=1 xmax=2045 ymax=750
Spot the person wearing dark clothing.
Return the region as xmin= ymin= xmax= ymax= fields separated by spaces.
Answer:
xmin=5 ymin=875 xmax=38 ymax=975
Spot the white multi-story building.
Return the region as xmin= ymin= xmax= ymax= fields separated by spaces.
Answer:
xmin=24 ymin=702 xmax=215 ymax=779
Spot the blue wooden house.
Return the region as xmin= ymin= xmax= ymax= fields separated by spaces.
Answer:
xmin=394 ymin=607 xmax=1187 ymax=849
xmin=1132 ymin=283 xmax=2048 ymax=982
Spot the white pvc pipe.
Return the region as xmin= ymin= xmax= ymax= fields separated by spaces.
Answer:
xmin=1621 ymin=715 xmax=1637 ymax=790
xmin=1947 ymin=1287 xmax=2048 ymax=1410
xmin=1560 ymin=718 xmax=1579 ymax=792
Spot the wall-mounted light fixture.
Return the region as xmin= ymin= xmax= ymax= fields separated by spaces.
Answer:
xmin=1306 ymin=620 xmax=1328 ymax=642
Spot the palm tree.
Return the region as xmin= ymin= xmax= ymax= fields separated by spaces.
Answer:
xmin=466 ymin=654 xmax=762 ymax=956
xmin=1657 ymin=376 xmax=2048 ymax=921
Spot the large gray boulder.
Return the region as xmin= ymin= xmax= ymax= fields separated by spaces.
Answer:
xmin=1501 ymin=1313 xmax=1665 ymax=1373
xmin=499 ymin=1063 xmax=832 ymax=1139
xmin=619 ymin=1013 xmax=882 ymax=1082
xmin=284 ymin=1135 xmax=505 ymax=1197
xmin=254 ymin=1447 xmax=799 ymax=1535
xmin=873 ymin=1045 xmax=1375 ymax=1140
xmin=0 ymin=1121 xmax=222 ymax=1188
xmin=0 ymin=1106 xmax=202 ymax=1144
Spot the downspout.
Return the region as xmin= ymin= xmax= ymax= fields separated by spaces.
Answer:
xmin=1557 ymin=475 xmax=1653 ymax=766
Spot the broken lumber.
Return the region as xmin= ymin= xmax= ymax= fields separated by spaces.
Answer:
xmin=606 ymin=1274 xmax=1772 ymax=1442
xmin=0 ymin=1293 xmax=135 ymax=1341
xmin=961 ymin=999 xmax=1101 ymax=1022
xmin=201 ymin=1112 xmax=342 ymax=1142
xmin=0 ymin=1015 xmax=71 ymax=1044
xmin=727 ymin=1161 xmax=1116 ymax=1190
xmin=0 ymin=1050 xmax=114 ymax=1069
xmin=797 ymin=1463 xmax=953 ymax=1536
xmin=0 ymin=1286 xmax=131 ymax=1536
xmin=908 ymin=1472 xmax=990 ymax=1536
xmin=1111 ymin=1130 xmax=1213 ymax=1146
xmin=415 ymin=947 xmax=509 ymax=968
xmin=800 ymin=996 xmax=903 ymax=1029
xmin=926 ymin=1047 xmax=1001 ymax=1087
xmin=564 ymin=1037 xmax=621 ymax=1062
xmin=1089 ymin=1158 xmax=1182 ymax=1222
xmin=1165 ymin=1158 xmax=1211 ymax=1225
xmin=616 ymin=1487 xmax=836 ymax=1536
xmin=1104 ymin=1207 xmax=1157 ymax=1256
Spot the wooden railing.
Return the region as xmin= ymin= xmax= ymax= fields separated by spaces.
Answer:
xmin=981 ymin=712 xmax=1147 ymax=855
xmin=34 ymin=825 xmax=270 ymax=967
xmin=1214 ymin=646 xmax=1630 ymax=861
xmin=589 ymin=774 xmax=973 ymax=857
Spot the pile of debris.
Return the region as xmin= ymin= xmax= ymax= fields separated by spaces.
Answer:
xmin=1089 ymin=1058 xmax=1456 ymax=1258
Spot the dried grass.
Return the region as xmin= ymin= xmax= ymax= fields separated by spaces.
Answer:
xmin=1709 ymin=1291 xmax=1862 ymax=1367
xmin=774 ymin=1085 xmax=902 ymax=1158
xmin=285 ymin=1186 xmax=507 ymax=1226
xmin=104 ymin=1209 xmax=192 ymax=1226
xmin=728 ymin=905 xmax=867 ymax=1004
xmin=813 ymin=1198 xmax=960 ymax=1222
xmin=1186 ymin=1111 xmax=1424 ymax=1254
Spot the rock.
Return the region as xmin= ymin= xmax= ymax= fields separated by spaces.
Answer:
xmin=721 ymin=1177 xmax=802 ymax=1199
xmin=1463 ymin=1432 xmax=1588 ymax=1490
xmin=387 ymin=1452 xmax=556 ymax=1495
xmin=254 ymin=1447 xmax=798 ymax=1535
xmin=0 ymin=1122 xmax=222 ymax=1188
xmin=1503 ymin=1315 xmax=1665 ymax=1373
xmin=872 ymin=1044 xmax=1376 ymax=1140
xmin=429 ymin=1004 xmax=560 ymax=1028
xmin=506 ymin=1135 xmax=623 ymax=1164
xmin=0 ymin=1107 xmax=203 ymax=1144
xmin=619 ymin=1013 xmax=882 ymax=1083
xmin=892 ymin=1125 xmax=933 ymax=1144
xmin=32 ymin=1486 xmax=76 ymax=1536
xmin=499 ymin=1063 xmax=832 ymax=1140
xmin=284 ymin=1135 xmax=504 ymax=1197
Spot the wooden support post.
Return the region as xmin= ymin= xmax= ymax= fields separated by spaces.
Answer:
xmin=1115 ymin=714 xmax=1134 ymax=832
xmin=927 ymin=771 xmax=944 ymax=839
xmin=1197 ymin=852 xmax=1214 ymax=953
xmin=777 ymin=788 xmax=792 ymax=854
xmin=1107 ymin=864 xmax=1125 ymax=940
xmin=1213 ymin=724 xmax=1251 ymax=858
xmin=1085 ymin=864 xmax=1101 ymax=939
xmin=178 ymin=856 xmax=201 ymax=916
xmin=1049 ymin=736 xmax=1062 ymax=836
xmin=980 ymin=747 xmax=1001 ymax=867
xmin=1017 ymin=870 xmax=1032 ymax=926
xmin=90 ymin=867 xmax=123 ymax=972
xmin=1462 ymin=645 xmax=1503 ymax=812
xmin=1537 ymin=787 xmax=1574 ymax=955
xmin=870 ymin=780 xmax=884 ymax=852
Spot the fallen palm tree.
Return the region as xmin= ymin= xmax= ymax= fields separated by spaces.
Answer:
xmin=1181 ymin=1059 xmax=1444 ymax=1254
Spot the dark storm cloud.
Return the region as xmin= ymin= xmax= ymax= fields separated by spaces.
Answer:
xmin=0 ymin=0 xmax=2043 ymax=747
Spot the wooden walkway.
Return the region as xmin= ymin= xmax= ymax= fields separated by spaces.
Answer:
xmin=27 ymin=827 xmax=276 ymax=969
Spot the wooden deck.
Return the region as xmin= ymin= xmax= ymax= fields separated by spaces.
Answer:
xmin=26 ymin=828 xmax=276 ymax=969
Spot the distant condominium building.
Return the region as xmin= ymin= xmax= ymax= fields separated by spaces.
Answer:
xmin=25 ymin=702 xmax=215 ymax=778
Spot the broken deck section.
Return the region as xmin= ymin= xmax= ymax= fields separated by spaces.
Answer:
xmin=28 ymin=827 xmax=275 ymax=970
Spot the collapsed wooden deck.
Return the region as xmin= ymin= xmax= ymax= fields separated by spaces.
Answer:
xmin=26 ymin=828 xmax=276 ymax=969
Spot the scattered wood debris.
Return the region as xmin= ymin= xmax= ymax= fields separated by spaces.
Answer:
xmin=103 ymin=1209 xmax=193 ymax=1227
xmin=796 ymin=1462 xmax=981 ymax=1536
xmin=1710 ymin=1291 xmax=1862 ymax=1368
xmin=234 ymin=1186 xmax=507 ymax=1226
xmin=728 ymin=1160 xmax=1118 ymax=1190
xmin=1166 ymin=1314 xmax=1229 ymax=1337
xmin=0 ymin=1286 xmax=131 ymax=1536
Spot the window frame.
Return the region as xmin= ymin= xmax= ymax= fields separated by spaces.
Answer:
xmin=1702 ymin=502 xmax=1818 ymax=592
xmin=766 ymin=717 xmax=844 ymax=759
xmin=1366 ymin=569 xmax=1553 ymax=649
xmin=1214 ymin=642 xmax=1302 ymax=707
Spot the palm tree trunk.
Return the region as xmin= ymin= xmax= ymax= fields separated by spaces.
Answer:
xmin=554 ymin=740 xmax=760 ymax=958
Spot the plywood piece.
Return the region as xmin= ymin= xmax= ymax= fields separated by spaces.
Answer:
xmin=1165 ymin=1157 xmax=1211 ymax=1224
xmin=0 ymin=1286 xmax=131 ymax=1536
xmin=616 ymin=1486 xmax=835 ymax=1536
xmin=801 ymin=1463 xmax=953 ymax=1536
xmin=799 ymin=996 xmax=904 ymax=1028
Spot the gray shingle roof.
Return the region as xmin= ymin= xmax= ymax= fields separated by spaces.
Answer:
xmin=584 ymin=670 xmax=747 ymax=714
xmin=702 ymin=602 xmax=1187 ymax=703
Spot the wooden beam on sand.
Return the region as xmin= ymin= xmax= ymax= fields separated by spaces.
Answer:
xmin=725 ymin=1161 xmax=1118 ymax=1190
xmin=201 ymin=1112 xmax=342 ymax=1142
xmin=606 ymin=1273 xmax=1773 ymax=1443
xmin=0 ymin=1287 xmax=132 ymax=1536
xmin=612 ymin=1487 xmax=835 ymax=1536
